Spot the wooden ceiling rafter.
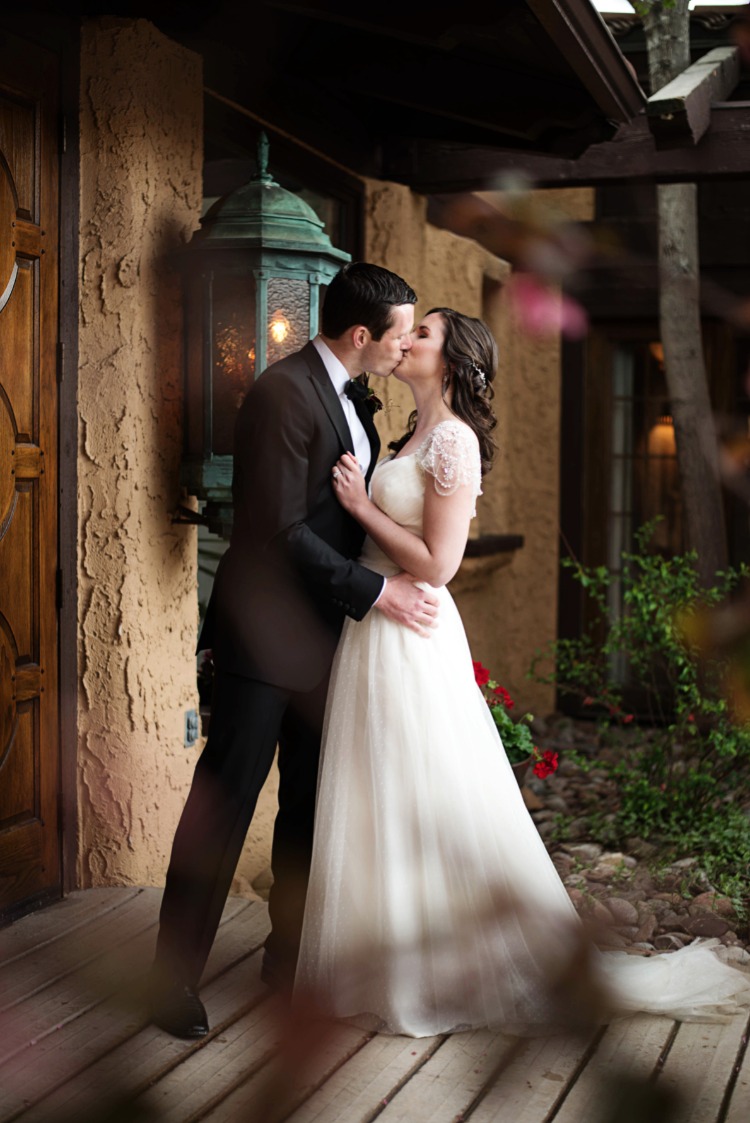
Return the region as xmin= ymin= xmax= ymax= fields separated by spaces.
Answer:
xmin=646 ymin=45 xmax=740 ymax=147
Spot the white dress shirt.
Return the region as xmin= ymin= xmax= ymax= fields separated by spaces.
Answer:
xmin=311 ymin=336 xmax=385 ymax=604
xmin=312 ymin=336 xmax=372 ymax=475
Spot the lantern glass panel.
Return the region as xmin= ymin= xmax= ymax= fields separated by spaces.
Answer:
xmin=212 ymin=272 xmax=257 ymax=455
xmin=267 ymin=276 xmax=310 ymax=367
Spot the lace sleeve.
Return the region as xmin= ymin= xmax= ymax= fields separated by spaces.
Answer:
xmin=416 ymin=421 xmax=482 ymax=507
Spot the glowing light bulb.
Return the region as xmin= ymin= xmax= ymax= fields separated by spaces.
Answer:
xmin=270 ymin=313 xmax=290 ymax=344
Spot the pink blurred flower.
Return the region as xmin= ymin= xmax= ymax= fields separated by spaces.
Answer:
xmin=507 ymin=274 xmax=588 ymax=340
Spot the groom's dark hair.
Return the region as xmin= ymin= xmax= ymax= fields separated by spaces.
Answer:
xmin=321 ymin=262 xmax=416 ymax=341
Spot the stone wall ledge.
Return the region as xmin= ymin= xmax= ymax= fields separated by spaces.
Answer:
xmin=450 ymin=534 xmax=524 ymax=594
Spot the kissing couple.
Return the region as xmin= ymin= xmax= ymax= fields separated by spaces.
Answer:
xmin=151 ymin=263 xmax=750 ymax=1039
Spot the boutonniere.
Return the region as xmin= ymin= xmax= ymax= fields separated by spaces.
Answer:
xmin=345 ymin=375 xmax=384 ymax=415
xmin=364 ymin=386 xmax=383 ymax=414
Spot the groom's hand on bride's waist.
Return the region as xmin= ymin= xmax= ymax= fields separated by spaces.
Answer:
xmin=375 ymin=573 xmax=439 ymax=636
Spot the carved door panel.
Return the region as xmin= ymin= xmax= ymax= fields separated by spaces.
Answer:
xmin=0 ymin=34 xmax=60 ymax=914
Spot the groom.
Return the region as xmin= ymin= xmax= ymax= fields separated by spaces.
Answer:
xmin=152 ymin=262 xmax=439 ymax=1037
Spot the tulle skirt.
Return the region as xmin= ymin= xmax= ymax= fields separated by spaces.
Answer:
xmin=295 ymin=583 xmax=750 ymax=1037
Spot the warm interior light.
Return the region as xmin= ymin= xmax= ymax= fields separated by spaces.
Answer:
xmin=269 ymin=311 xmax=290 ymax=344
xmin=649 ymin=341 xmax=664 ymax=366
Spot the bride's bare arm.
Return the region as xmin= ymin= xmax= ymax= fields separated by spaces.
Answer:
xmin=332 ymin=451 xmax=475 ymax=587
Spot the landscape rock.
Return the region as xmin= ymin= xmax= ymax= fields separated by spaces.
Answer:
xmin=716 ymin=944 xmax=750 ymax=964
xmin=625 ymin=837 xmax=660 ymax=860
xmin=604 ymin=897 xmax=639 ymax=927
xmin=671 ymin=857 xmax=698 ymax=870
xmin=585 ymin=868 xmax=615 ymax=883
xmin=565 ymin=818 xmax=591 ymax=839
xmin=527 ymin=715 xmax=749 ymax=953
xmin=634 ymin=914 xmax=658 ymax=943
xmin=651 ymin=892 xmax=686 ymax=906
xmin=565 ymin=843 xmax=603 ymax=863
xmin=658 ymin=911 xmax=689 ymax=933
xmin=654 ymin=932 xmax=691 ymax=950
xmin=588 ymin=900 xmax=614 ymax=926
xmin=597 ymin=852 xmax=637 ymax=870
xmin=642 ymin=898 xmax=673 ymax=918
xmin=685 ymin=915 xmax=730 ymax=939
xmin=688 ymin=892 xmax=735 ymax=919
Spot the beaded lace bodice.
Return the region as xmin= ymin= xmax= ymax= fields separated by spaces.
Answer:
xmin=359 ymin=420 xmax=482 ymax=578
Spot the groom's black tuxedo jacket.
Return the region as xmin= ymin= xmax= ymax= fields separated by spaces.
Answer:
xmin=203 ymin=341 xmax=384 ymax=692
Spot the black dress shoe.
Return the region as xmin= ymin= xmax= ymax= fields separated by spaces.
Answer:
xmin=150 ymin=982 xmax=209 ymax=1039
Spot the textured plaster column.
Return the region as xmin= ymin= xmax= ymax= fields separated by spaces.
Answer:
xmin=466 ymin=189 xmax=595 ymax=714
xmin=465 ymin=312 xmax=562 ymax=715
xmin=77 ymin=19 xmax=203 ymax=886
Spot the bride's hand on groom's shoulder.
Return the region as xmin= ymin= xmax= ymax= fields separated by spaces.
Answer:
xmin=376 ymin=573 xmax=439 ymax=637
xmin=332 ymin=452 xmax=368 ymax=515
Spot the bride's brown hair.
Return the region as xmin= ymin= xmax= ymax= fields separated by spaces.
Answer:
xmin=388 ymin=308 xmax=498 ymax=475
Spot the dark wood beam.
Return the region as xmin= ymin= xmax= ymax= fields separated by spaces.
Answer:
xmin=646 ymin=46 xmax=740 ymax=147
xmin=387 ymin=104 xmax=750 ymax=191
xmin=524 ymin=0 xmax=646 ymax=122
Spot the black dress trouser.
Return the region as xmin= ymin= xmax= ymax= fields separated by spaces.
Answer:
xmin=155 ymin=668 xmax=328 ymax=988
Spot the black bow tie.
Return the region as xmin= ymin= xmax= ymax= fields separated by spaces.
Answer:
xmin=343 ymin=378 xmax=368 ymax=404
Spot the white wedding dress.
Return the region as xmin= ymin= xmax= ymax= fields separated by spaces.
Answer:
xmin=295 ymin=420 xmax=750 ymax=1037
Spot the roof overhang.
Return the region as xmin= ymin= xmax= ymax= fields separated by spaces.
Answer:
xmin=139 ymin=0 xmax=646 ymax=179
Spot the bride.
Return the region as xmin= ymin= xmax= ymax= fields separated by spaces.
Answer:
xmin=294 ymin=307 xmax=750 ymax=1037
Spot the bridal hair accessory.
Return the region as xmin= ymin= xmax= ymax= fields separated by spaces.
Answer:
xmin=468 ymin=359 xmax=487 ymax=388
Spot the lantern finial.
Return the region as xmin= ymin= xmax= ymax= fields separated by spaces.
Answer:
xmin=257 ymin=132 xmax=273 ymax=185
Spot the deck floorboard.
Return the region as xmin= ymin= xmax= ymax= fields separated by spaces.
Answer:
xmin=0 ymin=889 xmax=747 ymax=1123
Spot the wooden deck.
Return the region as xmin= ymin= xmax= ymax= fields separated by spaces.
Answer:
xmin=1 ymin=889 xmax=749 ymax=1123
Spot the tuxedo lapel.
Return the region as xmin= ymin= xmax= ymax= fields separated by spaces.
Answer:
xmin=302 ymin=341 xmax=356 ymax=455
xmin=355 ymin=399 xmax=381 ymax=485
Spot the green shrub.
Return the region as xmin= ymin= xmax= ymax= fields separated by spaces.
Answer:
xmin=532 ymin=523 xmax=750 ymax=908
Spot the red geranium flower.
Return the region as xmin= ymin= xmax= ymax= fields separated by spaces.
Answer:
xmin=533 ymin=750 xmax=559 ymax=779
xmin=473 ymin=661 xmax=490 ymax=687
xmin=493 ymin=684 xmax=515 ymax=710
xmin=474 ymin=658 xmax=559 ymax=781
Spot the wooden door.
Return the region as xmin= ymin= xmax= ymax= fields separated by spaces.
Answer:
xmin=0 ymin=33 xmax=61 ymax=916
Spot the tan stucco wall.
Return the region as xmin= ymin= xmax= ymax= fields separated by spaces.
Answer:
xmin=77 ymin=19 xmax=203 ymax=887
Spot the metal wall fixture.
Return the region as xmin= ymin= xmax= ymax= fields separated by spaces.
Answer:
xmin=178 ymin=133 xmax=350 ymax=536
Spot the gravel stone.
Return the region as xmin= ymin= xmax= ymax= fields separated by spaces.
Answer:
xmin=689 ymin=892 xmax=735 ymax=918
xmin=598 ymin=852 xmax=637 ymax=870
xmin=634 ymin=914 xmax=658 ymax=943
xmin=529 ymin=714 xmax=748 ymax=953
xmin=604 ymin=898 xmax=640 ymax=926
xmin=654 ymin=932 xmax=691 ymax=950
xmin=565 ymin=843 xmax=603 ymax=863
xmin=686 ymin=915 xmax=730 ymax=938
xmin=658 ymin=911 xmax=689 ymax=933
xmin=716 ymin=944 xmax=750 ymax=963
